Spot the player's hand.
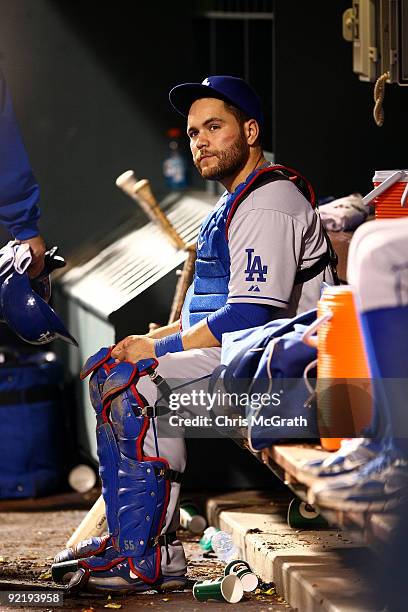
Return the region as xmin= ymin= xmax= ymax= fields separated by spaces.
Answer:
xmin=112 ymin=335 xmax=156 ymax=363
xmin=22 ymin=235 xmax=46 ymax=278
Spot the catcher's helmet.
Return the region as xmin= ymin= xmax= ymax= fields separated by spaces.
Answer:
xmin=0 ymin=271 xmax=78 ymax=346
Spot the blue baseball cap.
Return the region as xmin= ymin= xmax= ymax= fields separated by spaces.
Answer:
xmin=169 ymin=75 xmax=264 ymax=130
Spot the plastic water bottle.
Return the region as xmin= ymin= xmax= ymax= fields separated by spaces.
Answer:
xmin=163 ymin=128 xmax=188 ymax=190
xmin=210 ymin=530 xmax=241 ymax=563
xmin=199 ymin=526 xmax=220 ymax=552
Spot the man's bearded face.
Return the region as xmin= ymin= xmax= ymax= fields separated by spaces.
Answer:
xmin=194 ymin=126 xmax=250 ymax=181
xmin=188 ymin=98 xmax=251 ymax=182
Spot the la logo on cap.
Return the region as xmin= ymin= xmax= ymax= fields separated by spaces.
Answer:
xmin=202 ymin=78 xmax=211 ymax=86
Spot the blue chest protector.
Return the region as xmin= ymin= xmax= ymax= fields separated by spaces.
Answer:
xmin=182 ymin=164 xmax=329 ymax=330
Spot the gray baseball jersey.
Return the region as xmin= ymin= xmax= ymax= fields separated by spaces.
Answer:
xmin=347 ymin=216 xmax=408 ymax=312
xmin=226 ymin=178 xmax=334 ymax=316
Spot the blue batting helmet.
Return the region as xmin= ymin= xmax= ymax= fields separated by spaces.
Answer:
xmin=0 ymin=271 xmax=78 ymax=346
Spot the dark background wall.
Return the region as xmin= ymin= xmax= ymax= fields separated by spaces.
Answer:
xmin=0 ymin=0 xmax=202 ymax=254
xmin=0 ymin=0 xmax=406 ymax=252
xmin=274 ymin=1 xmax=407 ymax=200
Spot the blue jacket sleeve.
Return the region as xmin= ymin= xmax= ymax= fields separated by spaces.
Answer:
xmin=0 ymin=69 xmax=40 ymax=239
xmin=207 ymin=302 xmax=278 ymax=342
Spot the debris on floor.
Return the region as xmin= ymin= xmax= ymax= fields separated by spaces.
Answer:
xmin=0 ymin=508 xmax=293 ymax=610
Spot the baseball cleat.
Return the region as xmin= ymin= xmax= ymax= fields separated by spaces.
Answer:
xmin=53 ymin=557 xmax=187 ymax=594
xmin=308 ymin=451 xmax=408 ymax=512
xmin=53 ymin=546 xmax=188 ymax=594
xmin=300 ymin=438 xmax=381 ymax=478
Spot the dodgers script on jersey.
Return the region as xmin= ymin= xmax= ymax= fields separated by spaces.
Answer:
xmin=227 ymin=178 xmax=333 ymax=315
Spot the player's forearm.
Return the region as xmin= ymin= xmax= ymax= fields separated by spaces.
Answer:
xmin=147 ymin=320 xmax=180 ymax=339
xmin=0 ymin=69 xmax=41 ymax=239
xmin=181 ymin=318 xmax=221 ymax=350
xmin=153 ymin=318 xmax=220 ymax=359
xmin=153 ymin=303 xmax=274 ymax=358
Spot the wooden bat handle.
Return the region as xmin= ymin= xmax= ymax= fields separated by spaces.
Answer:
xmin=133 ymin=179 xmax=186 ymax=250
xmin=116 ymin=171 xmax=185 ymax=250
xmin=115 ymin=169 xmax=139 ymax=196
xmin=168 ymin=243 xmax=197 ymax=324
xmin=65 ymin=494 xmax=106 ymax=548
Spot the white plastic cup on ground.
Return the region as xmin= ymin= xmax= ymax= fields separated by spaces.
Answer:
xmin=68 ymin=464 xmax=96 ymax=493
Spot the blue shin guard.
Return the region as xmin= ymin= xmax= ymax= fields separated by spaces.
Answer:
xmin=54 ymin=348 xmax=118 ymax=566
xmin=55 ymin=349 xmax=182 ymax=589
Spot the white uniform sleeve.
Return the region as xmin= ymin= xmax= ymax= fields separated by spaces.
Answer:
xmin=227 ymin=207 xmax=305 ymax=307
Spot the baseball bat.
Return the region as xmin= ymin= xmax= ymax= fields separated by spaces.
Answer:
xmin=65 ymin=494 xmax=107 ymax=548
xmin=168 ymin=242 xmax=196 ymax=324
xmin=116 ymin=170 xmax=186 ymax=250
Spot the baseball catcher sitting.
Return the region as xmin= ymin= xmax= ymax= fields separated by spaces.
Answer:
xmin=52 ymin=75 xmax=336 ymax=593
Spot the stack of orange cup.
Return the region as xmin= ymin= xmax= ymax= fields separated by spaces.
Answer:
xmin=372 ymin=170 xmax=408 ymax=219
xmin=309 ymin=286 xmax=372 ymax=451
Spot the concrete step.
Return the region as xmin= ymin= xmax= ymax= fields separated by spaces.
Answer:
xmin=262 ymin=444 xmax=399 ymax=549
xmin=206 ymin=490 xmax=382 ymax=612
